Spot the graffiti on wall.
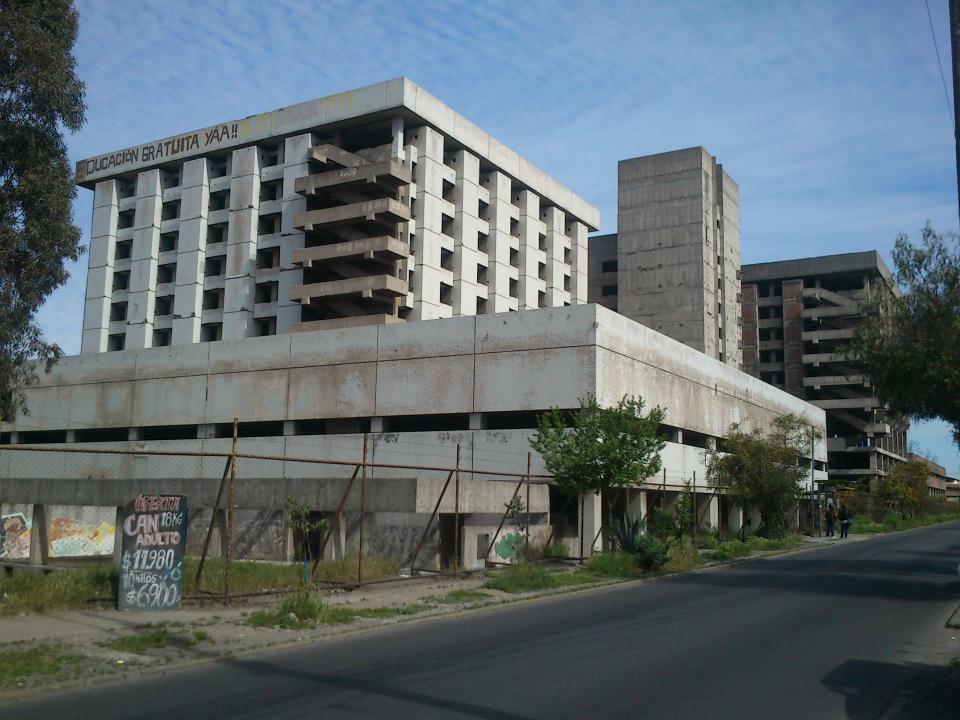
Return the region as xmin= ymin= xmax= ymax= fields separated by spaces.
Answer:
xmin=371 ymin=525 xmax=436 ymax=567
xmin=47 ymin=505 xmax=116 ymax=558
xmin=0 ymin=504 xmax=32 ymax=559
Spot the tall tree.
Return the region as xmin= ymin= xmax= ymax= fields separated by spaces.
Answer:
xmin=850 ymin=225 xmax=960 ymax=446
xmin=0 ymin=0 xmax=85 ymax=420
xmin=530 ymin=394 xmax=666 ymax=498
xmin=705 ymin=415 xmax=815 ymax=538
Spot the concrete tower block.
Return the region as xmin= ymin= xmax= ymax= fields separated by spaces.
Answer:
xmin=484 ymin=171 xmax=516 ymax=314
xmin=126 ymin=169 xmax=162 ymax=349
xmin=412 ymin=127 xmax=444 ymax=320
xmin=452 ymin=149 xmax=482 ymax=317
xmin=517 ymin=189 xmax=541 ymax=310
xmin=223 ymin=147 xmax=260 ymax=340
xmin=543 ymin=206 xmax=566 ymax=307
xmin=569 ymin=220 xmax=588 ymax=304
xmin=173 ymin=159 xmax=209 ymax=345
xmin=82 ymin=180 xmax=119 ymax=354
xmin=276 ymin=133 xmax=312 ymax=335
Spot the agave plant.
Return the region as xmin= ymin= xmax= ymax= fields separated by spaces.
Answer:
xmin=611 ymin=513 xmax=645 ymax=554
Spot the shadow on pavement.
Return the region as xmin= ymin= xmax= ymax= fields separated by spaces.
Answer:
xmin=822 ymin=658 xmax=960 ymax=719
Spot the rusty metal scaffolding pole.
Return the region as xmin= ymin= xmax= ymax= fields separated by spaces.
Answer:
xmin=311 ymin=464 xmax=362 ymax=577
xmin=692 ymin=471 xmax=697 ymax=548
xmin=454 ymin=444 xmax=461 ymax=573
xmin=194 ymin=456 xmax=232 ymax=589
xmin=357 ymin=434 xmax=369 ymax=585
xmin=225 ymin=417 xmax=238 ymax=605
xmin=409 ymin=470 xmax=455 ymax=574
xmin=484 ymin=477 xmax=525 ymax=562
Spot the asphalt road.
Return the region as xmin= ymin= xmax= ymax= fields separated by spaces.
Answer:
xmin=6 ymin=524 xmax=960 ymax=720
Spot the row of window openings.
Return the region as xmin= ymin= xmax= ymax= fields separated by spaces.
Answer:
xmin=105 ymin=315 xmax=276 ymax=352
xmin=109 ymin=281 xmax=280 ymax=322
xmin=113 ymin=146 xmax=285 ymax=199
xmin=116 ymin=190 xmax=281 ymax=230
xmin=112 ymin=246 xmax=280 ymax=291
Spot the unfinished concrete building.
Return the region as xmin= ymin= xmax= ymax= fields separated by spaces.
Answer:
xmin=740 ymin=252 xmax=907 ymax=488
xmin=588 ymin=148 xmax=742 ymax=368
xmin=77 ymin=78 xmax=598 ymax=353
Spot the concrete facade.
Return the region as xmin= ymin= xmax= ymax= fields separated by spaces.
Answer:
xmin=589 ymin=148 xmax=742 ymax=368
xmin=740 ymin=252 xmax=906 ymax=488
xmin=905 ymin=453 xmax=957 ymax=499
xmin=78 ymin=78 xmax=598 ymax=354
xmin=1 ymin=305 xmax=826 ymax=564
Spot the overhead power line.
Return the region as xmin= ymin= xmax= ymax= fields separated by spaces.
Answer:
xmin=925 ymin=0 xmax=955 ymax=124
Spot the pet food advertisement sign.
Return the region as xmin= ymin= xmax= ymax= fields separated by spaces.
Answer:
xmin=118 ymin=495 xmax=188 ymax=611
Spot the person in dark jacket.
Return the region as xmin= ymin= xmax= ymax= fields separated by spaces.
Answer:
xmin=825 ymin=504 xmax=836 ymax=537
xmin=838 ymin=504 xmax=852 ymax=538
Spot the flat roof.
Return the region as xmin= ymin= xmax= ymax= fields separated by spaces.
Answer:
xmin=75 ymin=77 xmax=599 ymax=229
xmin=742 ymin=251 xmax=893 ymax=285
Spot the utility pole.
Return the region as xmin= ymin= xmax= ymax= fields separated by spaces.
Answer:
xmin=951 ymin=0 xmax=960 ymax=224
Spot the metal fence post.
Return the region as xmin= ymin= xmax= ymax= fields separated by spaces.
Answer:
xmin=225 ymin=417 xmax=238 ymax=605
xmin=454 ymin=444 xmax=461 ymax=573
xmin=358 ymin=433 xmax=368 ymax=584
xmin=524 ymin=452 xmax=531 ymax=560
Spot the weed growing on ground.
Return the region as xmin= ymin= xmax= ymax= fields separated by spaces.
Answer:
xmin=100 ymin=627 xmax=196 ymax=654
xmin=245 ymin=593 xmax=431 ymax=629
xmin=586 ymin=552 xmax=641 ymax=578
xmin=483 ymin=563 xmax=600 ymax=593
xmin=0 ymin=643 xmax=88 ymax=688
xmin=0 ymin=564 xmax=117 ymax=615
xmin=707 ymin=541 xmax=752 ymax=562
xmin=663 ymin=537 xmax=701 ymax=572
xmin=436 ymin=589 xmax=492 ymax=604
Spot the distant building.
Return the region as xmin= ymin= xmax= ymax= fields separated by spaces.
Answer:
xmin=906 ymin=453 xmax=957 ymax=499
xmin=587 ymin=147 xmax=741 ymax=368
xmin=740 ymin=251 xmax=907 ymax=488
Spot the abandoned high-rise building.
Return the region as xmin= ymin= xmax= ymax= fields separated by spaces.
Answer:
xmin=587 ymin=147 xmax=742 ymax=368
xmin=78 ymin=78 xmax=598 ymax=353
xmin=740 ymin=252 xmax=907 ymax=488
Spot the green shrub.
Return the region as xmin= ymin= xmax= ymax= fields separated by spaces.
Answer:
xmin=664 ymin=537 xmax=701 ymax=572
xmin=586 ymin=552 xmax=640 ymax=578
xmin=632 ymin=533 xmax=670 ymax=571
xmin=483 ymin=564 xmax=556 ymax=593
xmin=610 ymin=514 xmax=645 ymax=554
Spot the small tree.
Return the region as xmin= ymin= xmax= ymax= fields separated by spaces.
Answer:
xmin=879 ymin=461 xmax=928 ymax=517
xmin=706 ymin=415 xmax=815 ymax=538
xmin=530 ymin=394 xmax=666 ymax=531
xmin=284 ymin=497 xmax=328 ymax=583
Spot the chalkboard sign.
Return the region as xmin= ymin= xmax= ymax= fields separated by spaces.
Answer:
xmin=118 ymin=495 xmax=188 ymax=611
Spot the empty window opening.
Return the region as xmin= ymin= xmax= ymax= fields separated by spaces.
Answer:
xmin=207 ymin=224 xmax=227 ymax=244
xmin=601 ymin=284 xmax=617 ymax=297
xmin=157 ymin=264 xmax=176 ymax=284
xmin=537 ymin=290 xmax=546 ymax=308
xmin=202 ymin=289 xmax=223 ymax=310
xmin=258 ymin=214 xmax=280 ymax=236
xmin=201 ymin=322 xmax=222 ymax=342
xmin=478 ymin=199 xmax=489 ymax=221
xmin=117 ymin=210 xmax=134 ymax=229
xmin=154 ymin=296 xmax=173 ymax=316
xmin=74 ymin=427 xmax=129 ymax=443
xmin=204 ymin=256 xmax=224 ymax=277
xmin=563 ymin=274 xmax=571 ymax=292
xmin=112 ymin=271 xmax=130 ymax=292
xmin=259 ymin=144 xmax=282 ymax=167
xmin=538 ymin=262 xmax=546 ymax=281
xmin=256 ymin=247 xmax=280 ymax=270
xmin=141 ymin=424 xmax=196 ymax=441
xmin=440 ymin=247 xmax=454 ymax=271
xmin=260 ymin=181 xmax=282 ymax=203
xmin=601 ymin=259 xmax=618 ymax=274
xmin=477 ymin=233 xmax=488 ymax=254
xmin=110 ymin=302 xmax=127 ymax=322
xmin=509 ymin=278 xmax=518 ymax=299
xmin=441 ymin=214 xmax=454 ymax=238
xmin=254 ymin=316 xmax=277 ymax=336
xmin=160 ymin=169 xmax=180 ymax=189
xmin=509 ymin=247 xmax=519 ymax=267
xmin=159 ymin=232 xmax=178 ymax=253
xmin=152 ymin=328 xmax=171 ymax=347
xmin=107 ymin=333 xmax=125 ymax=351
xmin=383 ymin=414 xmax=470 ymax=433
xmin=117 ymin=180 xmax=135 ymax=199
xmin=477 ymin=297 xmax=487 ymax=314
xmin=538 ymin=233 xmax=547 ymax=252
xmin=208 ymin=190 xmax=229 ymax=211
xmin=255 ymin=282 xmax=279 ymax=304
xmin=208 ymin=157 xmax=229 ymax=178
xmin=161 ymin=200 xmax=180 ymax=221
xmin=114 ymin=239 xmax=132 ymax=260
xmin=441 ymin=178 xmax=455 ymax=203
xmin=510 ymin=217 xmax=519 ymax=238
xmin=477 ymin=265 xmax=488 ymax=286
xmin=439 ymin=282 xmax=453 ymax=306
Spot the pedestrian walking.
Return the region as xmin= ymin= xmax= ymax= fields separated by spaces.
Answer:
xmin=825 ymin=504 xmax=836 ymax=537
xmin=838 ymin=503 xmax=851 ymax=539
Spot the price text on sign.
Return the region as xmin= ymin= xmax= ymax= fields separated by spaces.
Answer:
xmin=118 ymin=495 xmax=188 ymax=611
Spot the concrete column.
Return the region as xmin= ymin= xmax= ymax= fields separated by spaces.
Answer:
xmin=726 ymin=503 xmax=743 ymax=536
xmin=516 ymin=190 xmax=541 ymax=310
xmin=452 ymin=149 xmax=481 ymax=316
xmin=277 ymin=133 xmax=312 ymax=334
xmin=568 ymin=219 xmax=588 ymax=305
xmin=580 ymin=492 xmax=603 ymax=557
xmin=82 ymin=180 xmax=119 ymax=353
xmin=29 ymin=503 xmax=48 ymax=565
xmin=543 ymin=206 xmax=567 ymax=307
xmin=223 ymin=147 xmax=260 ymax=339
xmin=485 ymin=171 xmax=517 ymax=313
xmin=412 ymin=126 xmax=444 ymax=320
xmin=172 ymin=158 xmax=209 ymax=344
xmin=126 ymin=170 xmax=162 ymax=349
xmin=390 ymin=116 xmax=405 ymax=162
xmin=627 ymin=489 xmax=648 ymax=523
xmin=705 ymin=495 xmax=720 ymax=531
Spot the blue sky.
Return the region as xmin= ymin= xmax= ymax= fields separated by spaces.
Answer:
xmin=43 ymin=0 xmax=959 ymax=473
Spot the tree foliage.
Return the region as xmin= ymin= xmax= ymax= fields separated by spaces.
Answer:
xmin=530 ymin=395 xmax=666 ymax=497
xmin=877 ymin=461 xmax=928 ymax=517
xmin=705 ymin=415 xmax=815 ymax=538
xmin=850 ymin=225 xmax=960 ymax=446
xmin=0 ymin=0 xmax=86 ymax=420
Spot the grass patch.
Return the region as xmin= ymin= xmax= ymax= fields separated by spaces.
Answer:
xmin=192 ymin=629 xmax=212 ymax=643
xmin=435 ymin=589 xmax=492 ymax=604
xmin=483 ymin=563 xmax=599 ymax=593
xmin=0 ymin=643 xmax=88 ymax=688
xmin=707 ymin=541 xmax=752 ymax=561
xmin=245 ymin=593 xmax=429 ymax=629
xmin=0 ymin=564 xmax=117 ymax=616
xmin=745 ymin=535 xmax=801 ymax=551
xmin=311 ymin=557 xmax=399 ymax=584
xmin=664 ymin=537 xmax=702 ymax=572
xmin=587 ymin=552 xmax=641 ymax=578
xmin=99 ymin=627 xmax=198 ymax=654
xmin=850 ymin=512 xmax=960 ymax=534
